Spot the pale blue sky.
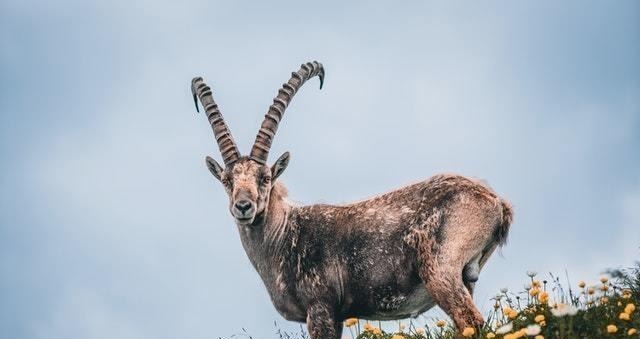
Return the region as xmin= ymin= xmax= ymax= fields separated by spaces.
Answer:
xmin=1 ymin=1 xmax=639 ymax=338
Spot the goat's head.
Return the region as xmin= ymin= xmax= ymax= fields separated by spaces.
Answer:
xmin=191 ymin=61 xmax=324 ymax=225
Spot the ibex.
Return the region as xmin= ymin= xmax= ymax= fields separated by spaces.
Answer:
xmin=191 ymin=61 xmax=513 ymax=338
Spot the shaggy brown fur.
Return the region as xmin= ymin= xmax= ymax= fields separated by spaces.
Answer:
xmin=191 ymin=62 xmax=514 ymax=339
xmin=213 ymin=158 xmax=513 ymax=338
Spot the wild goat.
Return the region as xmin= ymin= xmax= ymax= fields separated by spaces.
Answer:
xmin=191 ymin=61 xmax=513 ymax=338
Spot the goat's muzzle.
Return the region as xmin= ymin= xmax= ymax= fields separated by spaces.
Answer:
xmin=232 ymin=199 xmax=256 ymax=224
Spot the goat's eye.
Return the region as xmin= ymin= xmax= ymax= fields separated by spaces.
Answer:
xmin=261 ymin=176 xmax=271 ymax=185
xmin=221 ymin=178 xmax=230 ymax=187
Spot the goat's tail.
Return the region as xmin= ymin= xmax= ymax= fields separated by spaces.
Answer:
xmin=494 ymin=198 xmax=513 ymax=247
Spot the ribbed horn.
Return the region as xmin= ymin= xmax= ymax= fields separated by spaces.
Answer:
xmin=191 ymin=77 xmax=240 ymax=166
xmin=249 ymin=61 xmax=325 ymax=165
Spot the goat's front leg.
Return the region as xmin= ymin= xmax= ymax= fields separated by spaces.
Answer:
xmin=306 ymin=303 xmax=341 ymax=339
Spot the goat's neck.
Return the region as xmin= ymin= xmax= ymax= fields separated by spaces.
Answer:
xmin=235 ymin=182 xmax=296 ymax=284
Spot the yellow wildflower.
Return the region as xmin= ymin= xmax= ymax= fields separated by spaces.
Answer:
xmin=530 ymin=288 xmax=540 ymax=297
xmin=622 ymin=289 xmax=632 ymax=299
xmin=344 ymin=318 xmax=358 ymax=327
xmin=620 ymin=312 xmax=630 ymax=321
xmin=515 ymin=329 xmax=527 ymax=338
xmin=540 ymin=321 xmax=546 ymax=327
xmin=415 ymin=328 xmax=426 ymax=335
xmin=391 ymin=335 xmax=404 ymax=339
xmin=372 ymin=327 xmax=382 ymax=335
xmin=534 ymin=314 xmax=545 ymax=323
xmin=535 ymin=336 xmax=544 ymax=339
xmin=625 ymin=303 xmax=636 ymax=314
xmin=364 ymin=323 xmax=374 ymax=332
xmin=462 ymin=327 xmax=475 ymax=337
xmin=486 ymin=332 xmax=496 ymax=338
xmin=539 ymin=291 xmax=549 ymax=303
xmin=600 ymin=284 xmax=609 ymax=292
xmin=503 ymin=306 xmax=518 ymax=319
xmin=601 ymin=297 xmax=609 ymax=304
xmin=600 ymin=276 xmax=608 ymax=283
xmin=504 ymin=334 xmax=515 ymax=339
xmin=628 ymin=328 xmax=637 ymax=336
xmin=532 ymin=280 xmax=541 ymax=288
xmin=587 ymin=287 xmax=595 ymax=295
xmin=607 ymin=325 xmax=618 ymax=333
xmin=436 ymin=320 xmax=446 ymax=327
xmin=578 ymin=281 xmax=586 ymax=288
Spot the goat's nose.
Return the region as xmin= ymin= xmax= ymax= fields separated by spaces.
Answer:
xmin=235 ymin=200 xmax=253 ymax=213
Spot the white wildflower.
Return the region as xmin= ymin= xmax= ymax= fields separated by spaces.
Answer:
xmin=524 ymin=324 xmax=541 ymax=336
xmin=495 ymin=322 xmax=513 ymax=334
xmin=551 ymin=303 xmax=579 ymax=317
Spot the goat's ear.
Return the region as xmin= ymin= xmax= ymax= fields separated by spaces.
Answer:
xmin=271 ymin=151 xmax=290 ymax=181
xmin=205 ymin=156 xmax=224 ymax=181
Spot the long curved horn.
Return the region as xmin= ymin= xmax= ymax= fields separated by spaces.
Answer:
xmin=191 ymin=77 xmax=241 ymax=166
xmin=249 ymin=61 xmax=325 ymax=164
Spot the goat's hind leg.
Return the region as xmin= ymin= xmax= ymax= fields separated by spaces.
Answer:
xmin=406 ymin=204 xmax=493 ymax=333
xmin=421 ymin=261 xmax=484 ymax=332
xmin=412 ymin=220 xmax=485 ymax=331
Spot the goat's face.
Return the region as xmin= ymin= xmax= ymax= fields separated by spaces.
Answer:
xmin=205 ymin=153 xmax=290 ymax=225
xmin=192 ymin=62 xmax=323 ymax=225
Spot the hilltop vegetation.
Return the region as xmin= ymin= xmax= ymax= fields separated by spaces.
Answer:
xmin=264 ymin=261 xmax=640 ymax=339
